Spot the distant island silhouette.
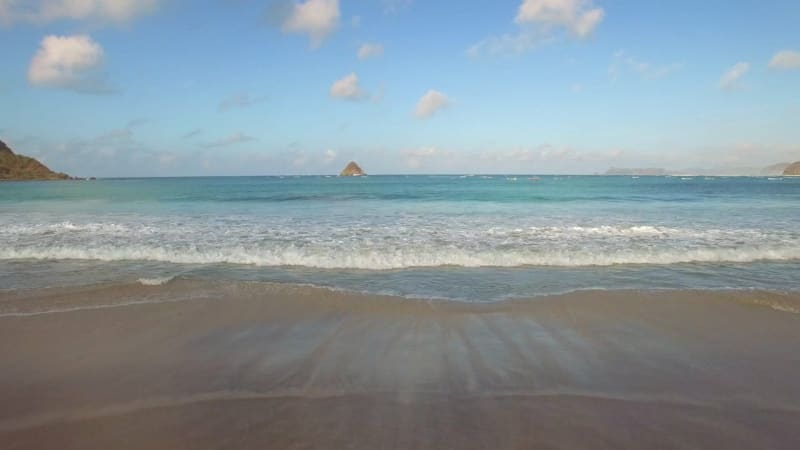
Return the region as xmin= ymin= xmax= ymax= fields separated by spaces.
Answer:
xmin=340 ymin=161 xmax=365 ymax=177
xmin=784 ymin=162 xmax=800 ymax=176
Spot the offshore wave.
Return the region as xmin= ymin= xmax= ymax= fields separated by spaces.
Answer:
xmin=26 ymin=192 xmax=701 ymax=204
xmin=1 ymin=245 xmax=799 ymax=269
xmin=209 ymin=194 xmax=700 ymax=203
xmin=1 ymin=222 xmax=775 ymax=240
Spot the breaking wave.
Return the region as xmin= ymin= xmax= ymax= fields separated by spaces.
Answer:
xmin=138 ymin=276 xmax=177 ymax=286
xmin=3 ymin=218 xmax=798 ymax=270
xmin=2 ymin=244 xmax=799 ymax=269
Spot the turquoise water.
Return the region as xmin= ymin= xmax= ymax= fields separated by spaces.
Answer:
xmin=2 ymin=175 xmax=799 ymax=300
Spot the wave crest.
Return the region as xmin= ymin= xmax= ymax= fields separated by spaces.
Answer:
xmin=2 ymin=245 xmax=798 ymax=269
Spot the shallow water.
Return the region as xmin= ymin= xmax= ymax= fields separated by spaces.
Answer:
xmin=2 ymin=175 xmax=799 ymax=299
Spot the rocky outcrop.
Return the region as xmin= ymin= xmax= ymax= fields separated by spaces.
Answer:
xmin=783 ymin=162 xmax=800 ymax=176
xmin=340 ymin=161 xmax=365 ymax=177
xmin=0 ymin=140 xmax=71 ymax=180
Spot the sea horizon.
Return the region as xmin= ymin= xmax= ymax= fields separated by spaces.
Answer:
xmin=7 ymin=173 xmax=798 ymax=180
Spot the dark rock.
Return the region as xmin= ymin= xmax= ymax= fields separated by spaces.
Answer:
xmin=340 ymin=161 xmax=365 ymax=177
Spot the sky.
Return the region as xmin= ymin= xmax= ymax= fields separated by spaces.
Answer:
xmin=1 ymin=0 xmax=799 ymax=176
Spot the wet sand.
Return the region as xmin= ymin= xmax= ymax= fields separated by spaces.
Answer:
xmin=1 ymin=280 xmax=799 ymax=449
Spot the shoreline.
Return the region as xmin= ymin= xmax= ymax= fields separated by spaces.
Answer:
xmin=2 ymin=278 xmax=800 ymax=314
xmin=1 ymin=281 xmax=799 ymax=448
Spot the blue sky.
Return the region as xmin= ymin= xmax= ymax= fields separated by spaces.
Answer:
xmin=1 ymin=0 xmax=799 ymax=176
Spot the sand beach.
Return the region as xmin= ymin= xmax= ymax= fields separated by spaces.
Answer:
xmin=1 ymin=280 xmax=798 ymax=449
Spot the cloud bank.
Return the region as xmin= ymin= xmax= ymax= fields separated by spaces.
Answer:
xmin=0 ymin=0 xmax=158 ymax=25
xmin=470 ymin=0 xmax=604 ymax=57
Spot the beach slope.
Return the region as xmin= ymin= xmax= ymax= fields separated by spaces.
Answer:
xmin=1 ymin=281 xmax=798 ymax=449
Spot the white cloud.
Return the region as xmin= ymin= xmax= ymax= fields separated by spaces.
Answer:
xmin=330 ymin=72 xmax=367 ymax=100
xmin=572 ymin=6 xmax=603 ymax=37
xmin=415 ymin=90 xmax=450 ymax=118
xmin=609 ymin=50 xmax=682 ymax=80
xmin=358 ymin=43 xmax=384 ymax=60
xmin=718 ymin=62 xmax=750 ymax=91
xmin=467 ymin=31 xmax=551 ymax=58
xmin=28 ymin=34 xmax=111 ymax=93
xmin=515 ymin=0 xmax=604 ymax=38
xmin=469 ymin=0 xmax=603 ymax=57
xmin=769 ymin=50 xmax=800 ymax=70
xmin=0 ymin=0 xmax=158 ymax=25
xmin=323 ymin=149 xmax=337 ymax=164
xmin=282 ymin=0 xmax=340 ymax=47
xmin=571 ymin=83 xmax=584 ymax=93
xmin=203 ymin=132 xmax=256 ymax=148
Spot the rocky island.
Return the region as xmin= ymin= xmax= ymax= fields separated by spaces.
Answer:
xmin=783 ymin=162 xmax=800 ymax=176
xmin=0 ymin=140 xmax=71 ymax=180
xmin=340 ymin=161 xmax=365 ymax=177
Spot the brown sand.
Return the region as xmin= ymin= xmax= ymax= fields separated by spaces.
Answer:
xmin=0 ymin=280 xmax=799 ymax=449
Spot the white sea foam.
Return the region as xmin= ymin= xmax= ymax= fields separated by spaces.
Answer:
xmin=0 ymin=220 xmax=771 ymax=241
xmin=2 ymin=244 xmax=798 ymax=269
xmin=2 ymin=215 xmax=798 ymax=270
xmin=137 ymin=276 xmax=176 ymax=286
xmin=2 ymin=222 xmax=154 ymax=235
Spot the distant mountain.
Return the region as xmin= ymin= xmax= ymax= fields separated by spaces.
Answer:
xmin=0 ymin=140 xmax=71 ymax=180
xmin=605 ymin=163 xmax=795 ymax=177
xmin=674 ymin=163 xmax=796 ymax=176
xmin=761 ymin=162 xmax=791 ymax=176
xmin=784 ymin=162 xmax=800 ymax=176
xmin=605 ymin=167 xmax=667 ymax=176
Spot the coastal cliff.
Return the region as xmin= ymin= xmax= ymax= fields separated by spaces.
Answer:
xmin=783 ymin=162 xmax=800 ymax=176
xmin=0 ymin=140 xmax=71 ymax=180
xmin=762 ymin=162 xmax=791 ymax=175
xmin=340 ymin=161 xmax=365 ymax=176
xmin=605 ymin=162 xmax=796 ymax=176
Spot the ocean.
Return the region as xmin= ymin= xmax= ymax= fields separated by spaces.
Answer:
xmin=2 ymin=175 xmax=799 ymax=300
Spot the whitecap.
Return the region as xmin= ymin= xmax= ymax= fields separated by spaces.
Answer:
xmin=137 ymin=276 xmax=176 ymax=286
